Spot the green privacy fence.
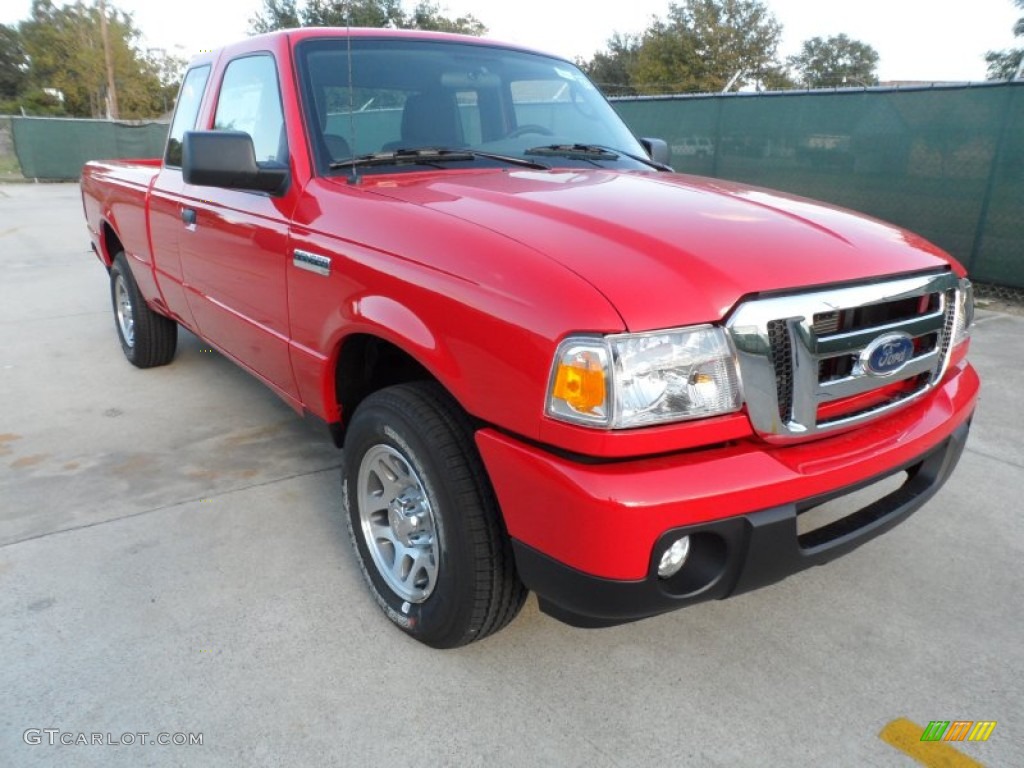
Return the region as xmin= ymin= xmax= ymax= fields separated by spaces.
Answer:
xmin=613 ymin=82 xmax=1024 ymax=289
xmin=9 ymin=117 xmax=168 ymax=181
xmin=3 ymin=84 xmax=1021 ymax=288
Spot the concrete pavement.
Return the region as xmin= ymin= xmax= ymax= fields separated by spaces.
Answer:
xmin=1 ymin=183 xmax=1021 ymax=767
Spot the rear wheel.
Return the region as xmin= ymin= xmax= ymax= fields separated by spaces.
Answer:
xmin=342 ymin=382 xmax=527 ymax=648
xmin=110 ymin=251 xmax=177 ymax=368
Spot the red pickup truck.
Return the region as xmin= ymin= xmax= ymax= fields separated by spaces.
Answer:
xmin=81 ymin=28 xmax=979 ymax=648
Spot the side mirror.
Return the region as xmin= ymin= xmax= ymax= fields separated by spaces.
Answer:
xmin=640 ymin=137 xmax=672 ymax=167
xmin=182 ymin=130 xmax=287 ymax=194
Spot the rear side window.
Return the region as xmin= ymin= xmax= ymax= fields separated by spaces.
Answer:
xmin=214 ymin=55 xmax=286 ymax=163
xmin=165 ymin=65 xmax=211 ymax=167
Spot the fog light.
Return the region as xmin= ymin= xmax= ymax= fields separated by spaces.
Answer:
xmin=657 ymin=536 xmax=691 ymax=579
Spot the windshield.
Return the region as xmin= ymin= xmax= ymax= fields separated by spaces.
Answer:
xmin=296 ymin=37 xmax=651 ymax=174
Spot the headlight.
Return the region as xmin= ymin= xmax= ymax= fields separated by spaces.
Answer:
xmin=546 ymin=326 xmax=742 ymax=429
xmin=953 ymin=278 xmax=974 ymax=346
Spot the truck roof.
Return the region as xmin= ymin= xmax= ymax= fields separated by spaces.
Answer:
xmin=190 ymin=27 xmax=558 ymax=69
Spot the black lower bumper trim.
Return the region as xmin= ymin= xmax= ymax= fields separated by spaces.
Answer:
xmin=514 ymin=417 xmax=972 ymax=629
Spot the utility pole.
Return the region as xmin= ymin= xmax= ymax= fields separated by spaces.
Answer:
xmin=98 ymin=0 xmax=119 ymax=119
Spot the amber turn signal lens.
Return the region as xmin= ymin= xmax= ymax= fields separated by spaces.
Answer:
xmin=552 ymin=352 xmax=606 ymax=415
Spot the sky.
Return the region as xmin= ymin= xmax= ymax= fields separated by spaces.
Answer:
xmin=1 ymin=0 xmax=1020 ymax=83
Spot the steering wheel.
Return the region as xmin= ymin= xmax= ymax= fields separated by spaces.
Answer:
xmin=506 ymin=124 xmax=555 ymax=139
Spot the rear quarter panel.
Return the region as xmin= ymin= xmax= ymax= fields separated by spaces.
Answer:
xmin=81 ymin=159 xmax=162 ymax=300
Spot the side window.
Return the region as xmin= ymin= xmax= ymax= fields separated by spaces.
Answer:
xmin=165 ymin=65 xmax=211 ymax=167
xmin=214 ymin=55 xmax=286 ymax=163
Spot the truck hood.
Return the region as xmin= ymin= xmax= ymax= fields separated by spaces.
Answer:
xmin=363 ymin=169 xmax=958 ymax=331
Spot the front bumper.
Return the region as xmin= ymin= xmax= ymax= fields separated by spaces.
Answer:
xmin=476 ymin=361 xmax=978 ymax=628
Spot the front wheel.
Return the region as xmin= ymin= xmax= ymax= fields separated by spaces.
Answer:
xmin=110 ymin=252 xmax=177 ymax=368
xmin=342 ymin=382 xmax=527 ymax=648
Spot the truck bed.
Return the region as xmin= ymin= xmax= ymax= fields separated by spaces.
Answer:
xmin=81 ymin=158 xmax=162 ymax=270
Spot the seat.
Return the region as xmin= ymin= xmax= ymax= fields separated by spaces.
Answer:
xmin=323 ymin=133 xmax=352 ymax=161
xmin=383 ymin=91 xmax=462 ymax=151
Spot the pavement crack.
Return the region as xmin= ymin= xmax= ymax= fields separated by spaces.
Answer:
xmin=0 ymin=463 xmax=342 ymax=550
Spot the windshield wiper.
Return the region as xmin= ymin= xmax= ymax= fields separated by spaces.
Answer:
xmin=330 ymin=147 xmax=549 ymax=171
xmin=461 ymin=149 xmax=550 ymax=170
xmin=525 ymin=144 xmax=619 ymax=161
xmin=525 ymin=143 xmax=672 ymax=171
xmin=330 ymin=148 xmax=468 ymax=170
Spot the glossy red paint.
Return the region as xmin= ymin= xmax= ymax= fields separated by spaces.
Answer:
xmin=478 ymin=360 xmax=978 ymax=580
xmin=80 ymin=29 xmax=979 ymax=592
xmin=366 ymin=170 xmax=965 ymax=332
xmin=288 ymin=173 xmax=623 ymax=434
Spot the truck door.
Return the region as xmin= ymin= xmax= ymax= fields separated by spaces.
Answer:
xmin=149 ymin=64 xmax=211 ymax=329
xmin=176 ymin=53 xmax=301 ymax=402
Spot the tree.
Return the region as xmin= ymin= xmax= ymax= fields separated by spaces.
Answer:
xmin=631 ymin=16 xmax=702 ymax=94
xmin=20 ymin=0 xmax=106 ymax=116
xmin=18 ymin=0 xmax=183 ymax=118
xmin=578 ymin=33 xmax=640 ymax=97
xmin=0 ymin=24 xmax=29 ymax=100
xmin=788 ymin=34 xmax=880 ymax=88
xmin=758 ymin=63 xmax=796 ymax=90
xmin=986 ymin=48 xmax=1023 ymax=79
xmin=408 ymin=2 xmax=486 ymax=35
xmin=581 ymin=0 xmax=784 ymax=96
xmin=250 ymin=0 xmax=301 ymax=32
xmin=986 ymin=0 xmax=1024 ymax=79
xmin=665 ymin=0 xmax=783 ymax=91
xmin=141 ymin=47 xmax=187 ymax=115
xmin=250 ymin=0 xmax=486 ymax=36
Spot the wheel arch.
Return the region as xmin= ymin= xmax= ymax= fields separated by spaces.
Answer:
xmin=328 ymin=331 xmax=463 ymax=447
xmin=316 ymin=288 xmax=475 ymax=445
xmin=99 ymin=219 xmax=123 ymax=268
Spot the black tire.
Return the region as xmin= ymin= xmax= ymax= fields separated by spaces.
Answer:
xmin=110 ymin=251 xmax=177 ymax=368
xmin=342 ymin=382 xmax=527 ymax=648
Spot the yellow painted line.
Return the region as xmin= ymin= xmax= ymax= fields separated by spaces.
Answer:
xmin=880 ymin=718 xmax=986 ymax=768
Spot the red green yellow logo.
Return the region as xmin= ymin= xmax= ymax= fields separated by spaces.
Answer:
xmin=920 ymin=721 xmax=997 ymax=742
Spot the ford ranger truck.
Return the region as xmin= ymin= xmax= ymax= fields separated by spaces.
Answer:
xmin=80 ymin=29 xmax=979 ymax=648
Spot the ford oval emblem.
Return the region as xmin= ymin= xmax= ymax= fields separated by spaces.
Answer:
xmin=861 ymin=333 xmax=915 ymax=377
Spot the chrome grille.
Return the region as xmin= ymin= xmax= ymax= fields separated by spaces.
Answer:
xmin=767 ymin=319 xmax=793 ymax=421
xmin=727 ymin=271 xmax=960 ymax=443
xmin=935 ymin=289 xmax=958 ymax=382
xmin=812 ymin=311 xmax=840 ymax=335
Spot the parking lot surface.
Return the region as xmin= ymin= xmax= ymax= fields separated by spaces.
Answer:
xmin=1 ymin=183 xmax=1022 ymax=766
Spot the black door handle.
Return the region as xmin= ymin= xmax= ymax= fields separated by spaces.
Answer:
xmin=181 ymin=208 xmax=197 ymax=226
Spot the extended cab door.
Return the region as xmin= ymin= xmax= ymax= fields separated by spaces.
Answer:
xmin=175 ymin=53 xmax=301 ymax=402
xmin=149 ymin=64 xmax=211 ymax=329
